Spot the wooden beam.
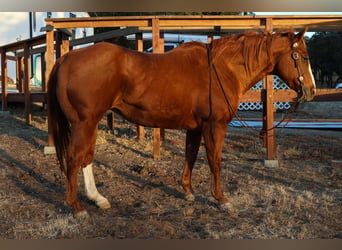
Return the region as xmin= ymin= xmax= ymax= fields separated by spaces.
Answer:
xmin=44 ymin=15 xmax=342 ymax=33
xmin=48 ymin=18 xmax=150 ymax=29
xmin=0 ymin=35 xmax=46 ymax=52
xmin=45 ymin=22 xmax=54 ymax=146
xmin=70 ymin=27 xmax=139 ymax=47
xmin=136 ymin=32 xmax=145 ymax=140
xmin=40 ymin=52 xmax=46 ymax=92
xmin=1 ymin=49 xmax=8 ymax=111
xmin=18 ymin=57 xmax=24 ymax=93
xmin=265 ymin=75 xmax=276 ymax=160
xmin=152 ymin=18 xmax=163 ymax=160
xmin=241 ymin=89 xmax=342 ymax=102
xmin=23 ymin=43 xmax=31 ymax=124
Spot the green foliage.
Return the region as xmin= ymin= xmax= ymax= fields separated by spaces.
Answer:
xmin=307 ymin=32 xmax=342 ymax=87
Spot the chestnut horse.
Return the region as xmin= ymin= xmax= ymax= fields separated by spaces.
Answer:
xmin=48 ymin=28 xmax=316 ymax=217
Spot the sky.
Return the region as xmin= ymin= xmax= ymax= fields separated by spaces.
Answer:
xmin=0 ymin=12 xmax=92 ymax=46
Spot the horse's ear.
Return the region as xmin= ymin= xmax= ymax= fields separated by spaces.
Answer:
xmin=295 ymin=27 xmax=309 ymax=41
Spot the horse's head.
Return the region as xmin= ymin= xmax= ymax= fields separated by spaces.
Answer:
xmin=272 ymin=28 xmax=316 ymax=102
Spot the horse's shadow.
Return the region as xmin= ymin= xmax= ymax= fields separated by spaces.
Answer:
xmin=94 ymin=160 xmax=218 ymax=208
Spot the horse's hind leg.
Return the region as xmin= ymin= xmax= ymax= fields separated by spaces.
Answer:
xmin=82 ymin=163 xmax=110 ymax=209
xmin=181 ymin=130 xmax=202 ymax=201
xmin=65 ymin=121 xmax=102 ymax=217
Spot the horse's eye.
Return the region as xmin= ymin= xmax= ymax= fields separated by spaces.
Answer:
xmin=302 ymin=56 xmax=309 ymax=62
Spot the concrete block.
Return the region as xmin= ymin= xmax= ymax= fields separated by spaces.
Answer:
xmin=264 ymin=159 xmax=279 ymax=168
xmin=44 ymin=146 xmax=56 ymax=155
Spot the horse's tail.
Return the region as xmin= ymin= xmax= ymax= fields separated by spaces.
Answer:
xmin=47 ymin=57 xmax=70 ymax=174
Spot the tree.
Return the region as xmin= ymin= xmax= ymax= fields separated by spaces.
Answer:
xmin=307 ymin=32 xmax=342 ymax=88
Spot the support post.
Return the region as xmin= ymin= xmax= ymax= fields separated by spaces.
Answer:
xmin=261 ymin=18 xmax=278 ymax=167
xmin=24 ymin=42 xmax=31 ymax=124
xmin=262 ymin=75 xmax=278 ymax=167
xmin=18 ymin=57 xmax=24 ymax=93
xmin=107 ymin=112 xmax=114 ymax=130
xmin=207 ymin=33 xmax=214 ymax=44
xmin=40 ymin=52 xmax=46 ymax=92
xmin=136 ymin=32 xmax=145 ymax=140
xmin=151 ymin=18 xmax=164 ymax=160
xmin=1 ymin=49 xmax=8 ymax=111
xmin=46 ymin=23 xmax=55 ymax=146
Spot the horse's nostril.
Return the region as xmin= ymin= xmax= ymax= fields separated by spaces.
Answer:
xmin=312 ymin=88 xmax=317 ymax=96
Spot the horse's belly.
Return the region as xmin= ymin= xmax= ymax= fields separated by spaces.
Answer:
xmin=113 ymin=104 xmax=198 ymax=130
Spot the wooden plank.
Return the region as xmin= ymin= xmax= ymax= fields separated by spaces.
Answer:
xmin=44 ymin=15 xmax=342 ymax=32
xmin=313 ymin=89 xmax=342 ymax=102
xmin=18 ymin=57 xmax=24 ymax=92
xmin=50 ymin=19 xmax=150 ymax=29
xmin=70 ymin=27 xmax=139 ymax=47
xmin=0 ymin=35 xmax=46 ymax=52
xmin=45 ymin=23 xmax=55 ymax=146
xmin=241 ymin=89 xmax=342 ymax=102
xmin=152 ymin=18 xmax=163 ymax=160
xmin=1 ymin=49 xmax=8 ymax=111
xmin=40 ymin=52 xmax=46 ymax=92
xmin=135 ymin=32 xmax=145 ymax=140
xmin=7 ymin=93 xmax=24 ymax=102
xmin=23 ymin=43 xmax=31 ymax=125
xmin=265 ymin=75 xmax=276 ymax=160
xmin=107 ymin=112 xmax=114 ymax=130
xmin=31 ymin=93 xmax=46 ymax=103
xmin=60 ymin=34 xmax=70 ymax=56
xmin=159 ymin=18 xmax=262 ymax=28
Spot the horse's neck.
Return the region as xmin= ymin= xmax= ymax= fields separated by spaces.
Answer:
xmin=213 ymin=37 xmax=275 ymax=96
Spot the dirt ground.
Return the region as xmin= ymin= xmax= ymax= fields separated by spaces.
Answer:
xmin=0 ymin=102 xmax=341 ymax=239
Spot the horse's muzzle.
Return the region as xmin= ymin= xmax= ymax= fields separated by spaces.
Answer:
xmin=298 ymin=85 xmax=316 ymax=103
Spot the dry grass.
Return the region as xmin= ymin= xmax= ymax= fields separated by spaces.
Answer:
xmin=0 ymin=104 xmax=341 ymax=239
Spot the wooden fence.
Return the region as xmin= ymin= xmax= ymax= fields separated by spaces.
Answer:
xmin=1 ymin=15 xmax=342 ymax=165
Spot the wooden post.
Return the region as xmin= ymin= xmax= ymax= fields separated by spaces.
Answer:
xmin=15 ymin=56 xmax=20 ymax=91
xmin=56 ymin=30 xmax=70 ymax=58
xmin=18 ymin=57 xmax=24 ymax=93
xmin=107 ymin=112 xmax=114 ymax=130
xmin=261 ymin=18 xmax=278 ymax=167
xmin=136 ymin=32 xmax=145 ymax=139
xmin=264 ymin=75 xmax=276 ymax=159
xmin=46 ymin=23 xmax=55 ymax=146
xmin=207 ymin=33 xmax=214 ymax=44
xmin=40 ymin=52 xmax=46 ymax=92
xmin=151 ymin=18 xmax=163 ymax=160
xmin=23 ymin=42 xmax=31 ymax=124
xmin=1 ymin=48 xmax=8 ymax=111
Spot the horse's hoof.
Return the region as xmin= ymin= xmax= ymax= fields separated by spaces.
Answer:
xmin=75 ymin=210 xmax=90 ymax=220
xmin=185 ymin=193 xmax=195 ymax=202
xmin=96 ymin=199 xmax=111 ymax=209
xmin=219 ymin=202 xmax=233 ymax=211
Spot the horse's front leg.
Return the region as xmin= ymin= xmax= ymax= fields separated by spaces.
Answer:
xmin=202 ymin=121 xmax=231 ymax=210
xmin=181 ymin=130 xmax=202 ymax=201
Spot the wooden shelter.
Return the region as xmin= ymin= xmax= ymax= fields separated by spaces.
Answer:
xmin=1 ymin=15 xmax=342 ymax=165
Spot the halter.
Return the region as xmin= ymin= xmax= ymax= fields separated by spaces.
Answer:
xmin=291 ymin=42 xmax=305 ymax=92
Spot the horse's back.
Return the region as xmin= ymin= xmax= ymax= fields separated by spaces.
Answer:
xmin=54 ymin=42 xmax=210 ymax=129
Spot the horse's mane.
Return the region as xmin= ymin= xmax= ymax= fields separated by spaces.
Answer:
xmin=211 ymin=29 xmax=297 ymax=75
